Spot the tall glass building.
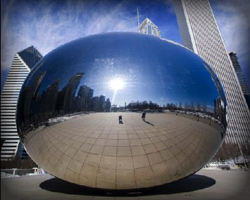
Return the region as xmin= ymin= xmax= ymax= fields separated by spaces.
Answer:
xmin=1 ymin=46 xmax=42 ymax=160
xmin=174 ymin=0 xmax=250 ymax=159
xmin=229 ymin=52 xmax=250 ymax=110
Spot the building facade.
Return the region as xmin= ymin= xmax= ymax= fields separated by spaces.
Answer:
xmin=1 ymin=46 xmax=42 ymax=160
xmin=139 ymin=18 xmax=161 ymax=37
xmin=174 ymin=0 xmax=250 ymax=159
xmin=229 ymin=52 xmax=250 ymax=110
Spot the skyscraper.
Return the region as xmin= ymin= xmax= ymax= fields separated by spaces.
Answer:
xmin=139 ymin=18 xmax=161 ymax=37
xmin=1 ymin=46 xmax=42 ymax=160
xmin=229 ymin=52 xmax=250 ymax=109
xmin=174 ymin=0 xmax=250 ymax=158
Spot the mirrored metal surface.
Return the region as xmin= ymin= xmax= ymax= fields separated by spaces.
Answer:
xmin=17 ymin=32 xmax=227 ymax=189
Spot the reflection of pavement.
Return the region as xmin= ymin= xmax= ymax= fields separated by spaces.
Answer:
xmin=175 ymin=112 xmax=222 ymax=132
xmin=1 ymin=169 xmax=249 ymax=200
xmin=24 ymin=112 xmax=222 ymax=189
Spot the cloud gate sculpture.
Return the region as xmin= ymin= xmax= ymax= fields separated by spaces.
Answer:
xmin=17 ymin=32 xmax=227 ymax=189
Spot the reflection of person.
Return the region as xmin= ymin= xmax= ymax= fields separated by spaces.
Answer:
xmin=141 ymin=112 xmax=146 ymax=121
xmin=119 ymin=115 xmax=123 ymax=124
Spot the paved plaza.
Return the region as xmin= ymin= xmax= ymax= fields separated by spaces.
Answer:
xmin=22 ymin=112 xmax=222 ymax=189
xmin=1 ymin=169 xmax=250 ymax=200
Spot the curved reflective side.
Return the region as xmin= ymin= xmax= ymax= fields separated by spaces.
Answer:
xmin=17 ymin=32 xmax=227 ymax=189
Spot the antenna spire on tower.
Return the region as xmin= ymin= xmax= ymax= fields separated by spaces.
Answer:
xmin=137 ymin=7 xmax=140 ymax=30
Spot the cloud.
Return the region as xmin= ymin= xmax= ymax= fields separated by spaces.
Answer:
xmin=1 ymin=0 xmax=138 ymax=87
xmin=212 ymin=1 xmax=249 ymax=51
xmin=210 ymin=0 xmax=250 ymax=87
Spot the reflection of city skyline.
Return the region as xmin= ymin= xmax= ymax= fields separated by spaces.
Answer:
xmin=18 ymin=68 xmax=225 ymax=134
xmin=31 ymin=68 xmax=219 ymax=110
xmin=120 ymin=99 xmax=219 ymax=115
xmin=17 ymin=72 xmax=112 ymax=132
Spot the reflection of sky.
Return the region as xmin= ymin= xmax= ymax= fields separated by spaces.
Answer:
xmin=26 ymin=33 xmax=221 ymax=107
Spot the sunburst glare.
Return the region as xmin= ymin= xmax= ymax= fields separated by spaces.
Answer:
xmin=109 ymin=77 xmax=125 ymax=91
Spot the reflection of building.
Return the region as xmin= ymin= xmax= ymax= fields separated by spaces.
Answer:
xmin=18 ymin=70 xmax=111 ymax=132
xmin=23 ymin=71 xmax=46 ymax=124
xmin=43 ymin=80 xmax=60 ymax=118
xmin=77 ymin=85 xmax=94 ymax=111
xmin=174 ymin=0 xmax=250 ymax=158
xmin=1 ymin=46 xmax=42 ymax=160
xmin=214 ymin=97 xmax=226 ymax=127
xmin=92 ymin=96 xmax=100 ymax=112
xmin=229 ymin=52 xmax=250 ymax=109
xmin=106 ymin=98 xmax=111 ymax=112
xmin=139 ymin=18 xmax=161 ymax=37
xmin=92 ymin=95 xmax=111 ymax=112
xmin=60 ymin=73 xmax=84 ymax=113
xmin=100 ymin=95 xmax=105 ymax=111
xmin=214 ymin=99 xmax=221 ymax=118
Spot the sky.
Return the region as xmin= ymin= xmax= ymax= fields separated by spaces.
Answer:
xmin=1 ymin=0 xmax=250 ymax=92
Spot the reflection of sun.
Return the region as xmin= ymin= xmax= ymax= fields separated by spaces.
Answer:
xmin=109 ymin=78 xmax=125 ymax=91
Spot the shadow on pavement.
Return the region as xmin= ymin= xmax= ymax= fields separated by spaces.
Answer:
xmin=40 ymin=174 xmax=216 ymax=196
xmin=144 ymin=120 xmax=154 ymax=126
